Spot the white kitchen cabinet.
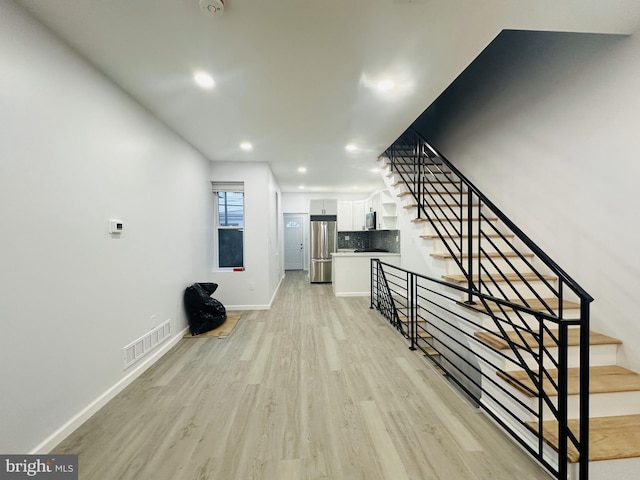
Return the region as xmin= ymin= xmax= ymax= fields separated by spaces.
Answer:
xmin=335 ymin=191 xmax=396 ymax=231
xmin=324 ymin=199 xmax=337 ymax=215
xmin=337 ymin=200 xmax=367 ymax=231
xmin=337 ymin=201 xmax=353 ymax=231
xmin=310 ymin=199 xmax=337 ymax=215
xmin=352 ymin=200 xmax=366 ymax=230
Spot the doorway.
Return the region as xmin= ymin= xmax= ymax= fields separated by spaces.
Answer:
xmin=284 ymin=213 xmax=305 ymax=270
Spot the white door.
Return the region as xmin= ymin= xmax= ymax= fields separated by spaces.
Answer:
xmin=284 ymin=214 xmax=305 ymax=270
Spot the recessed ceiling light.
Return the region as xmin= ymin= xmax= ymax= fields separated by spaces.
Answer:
xmin=298 ymin=167 xmax=307 ymax=173
xmin=376 ymin=79 xmax=395 ymax=92
xmin=298 ymin=185 xmax=305 ymax=190
xmin=240 ymin=142 xmax=253 ymax=151
xmin=193 ymin=71 xmax=215 ymax=89
xmin=345 ymin=144 xmax=358 ymax=152
xmin=352 ymin=186 xmax=359 ymax=190
xmin=370 ymin=167 xmax=381 ymax=173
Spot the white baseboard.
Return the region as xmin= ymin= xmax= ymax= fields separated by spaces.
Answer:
xmin=30 ymin=325 xmax=189 ymax=454
xmin=225 ymin=304 xmax=271 ymax=311
xmin=334 ymin=291 xmax=370 ymax=297
xmin=225 ymin=273 xmax=285 ymax=311
xmin=269 ymin=273 xmax=285 ymax=308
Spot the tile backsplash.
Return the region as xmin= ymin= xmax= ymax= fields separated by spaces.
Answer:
xmin=337 ymin=230 xmax=400 ymax=253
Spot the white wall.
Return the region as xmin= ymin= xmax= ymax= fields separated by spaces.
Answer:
xmin=415 ymin=30 xmax=640 ymax=371
xmin=209 ymin=162 xmax=283 ymax=309
xmin=0 ymin=1 xmax=212 ymax=453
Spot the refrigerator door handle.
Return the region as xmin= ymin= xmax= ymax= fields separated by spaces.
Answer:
xmin=321 ymin=222 xmax=328 ymax=258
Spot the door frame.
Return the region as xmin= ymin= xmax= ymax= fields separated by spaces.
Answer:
xmin=283 ymin=213 xmax=309 ymax=271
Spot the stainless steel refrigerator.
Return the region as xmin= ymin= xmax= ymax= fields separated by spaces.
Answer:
xmin=310 ymin=215 xmax=337 ymax=283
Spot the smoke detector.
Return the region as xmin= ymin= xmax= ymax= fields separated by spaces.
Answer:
xmin=199 ymin=0 xmax=225 ymax=15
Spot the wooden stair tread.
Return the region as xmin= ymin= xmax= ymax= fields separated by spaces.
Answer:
xmin=482 ymin=296 xmax=578 ymax=313
xmin=398 ymin=191 xmax=466 ymax=198
xmin=474 ymin=328 xmax=621 ymax=351
xmin=431 ymin=251 xmax=533 ymax=259
xmin=422 ymin=345 xmax=438 ymax=356
xmin=392 ymin=171 xmax=452 ymax=177
xmin=527 ymin=414 xmax=640 ymax=462
xmin=421 ymin=233 xmax=514 ymax=240
xmin=384 ymin=161 xmax=446 ymax=167
xmin=414 ymin=218 xmax=496 ymax=224
xmin=462 ymin=296 xmax=580 ymax=315
xmin=498 ymin=365 xmax=640 ymax=397
xmin=417 ymin=330 xmax=433 ymax=340
xmin=392 ymin=180 xmax=458 ymax=186
xmin=401 ymin=191 xmax=454 ymax=198
xmin=405 ymin=203 xmax=480 ymax=209
xmin=415 ymin=217 xmax=496 ymax=224
xmin=387 ymin=167 xmax=451 ymax=173
xmin=399 ymin=318 xmax=429 ymax=327
xmin=442 ymin=272 xmax=555 ymax=283
xmin=388 ymin=173 xmax=450 ymax=180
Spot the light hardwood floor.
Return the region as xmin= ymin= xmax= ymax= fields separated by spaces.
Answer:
xmin=53 ymin=271 xmax=552 ymax=479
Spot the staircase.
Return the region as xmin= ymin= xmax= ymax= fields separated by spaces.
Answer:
xmin=375 ymin=128 xmax=640 ymax=480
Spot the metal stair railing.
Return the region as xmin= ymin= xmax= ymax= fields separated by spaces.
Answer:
xmin=371 ymin=259 xmax=590 ymax=480
xmin=376 ymin=128 xmax=594 ymax=480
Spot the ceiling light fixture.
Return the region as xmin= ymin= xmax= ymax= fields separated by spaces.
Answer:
xmin=240 ymin=142 xmax=253 ymax=151
xmin=376 ymin=79 xmax=395 ymax=92
xmin=345 ymin=144 xmax=358 ymax=152
xmin=298 ymin=167 xmax=307 ymax=173
xmin=298 ymin=185 xmax=305 ymax=190
xmin=193 ymin=71 xmax=215 ymax=89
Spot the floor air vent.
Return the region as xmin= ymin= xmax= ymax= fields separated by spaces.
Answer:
xmin=123 ymin=320 xmax=171 ymax=369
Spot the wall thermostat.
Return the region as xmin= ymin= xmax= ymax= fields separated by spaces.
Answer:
xmin=109 ymin=219 xmax=123 ymax=234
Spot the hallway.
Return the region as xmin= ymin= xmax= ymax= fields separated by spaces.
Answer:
xmin=53 ymin=271 xmax=552 ymax=479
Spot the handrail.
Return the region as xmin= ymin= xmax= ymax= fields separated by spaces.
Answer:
xmin=370 ymin=259 xmax=590 ymax=480
xmin=372 ymin=258 xmax=580 ymax=324
xmin=406 ymin=127 xmax=594 ymax=303
xmin=379 ymin=128 xmax=594 ymax=480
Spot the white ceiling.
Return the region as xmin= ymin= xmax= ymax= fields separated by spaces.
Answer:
xmin=14 ymin=0 xmax=640 ymax=193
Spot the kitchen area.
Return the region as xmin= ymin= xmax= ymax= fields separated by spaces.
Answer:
xmin=307 ymin=191 xmax=401 ymax=296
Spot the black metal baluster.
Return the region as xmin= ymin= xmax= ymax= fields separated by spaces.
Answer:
xmin=409 ymin=272 xmax=416 ymax=351
xmin=417 ymin=132 xmax=422 ymax=219
xmin=370 ymin=258 xmax=375 ymax=309
xmin=466 ymin=188 xmax=474 ymax=304
xmin=579 ymin=300 xmax=590 ymax=480
xmin=558 ymin=321 xmax=569 ymax=480
xmin=537 ymin=316 xmax=545 ymax=462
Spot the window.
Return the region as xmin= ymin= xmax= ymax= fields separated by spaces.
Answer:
xmin=212 ymin=183 xmax=244 ymax=269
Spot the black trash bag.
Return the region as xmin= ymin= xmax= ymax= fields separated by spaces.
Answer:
xmin=183 ymin=283 xmax=227 ymax=336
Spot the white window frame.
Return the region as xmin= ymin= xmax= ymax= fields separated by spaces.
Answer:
xmin=212 ymin=182 xmax=245 ymax=270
